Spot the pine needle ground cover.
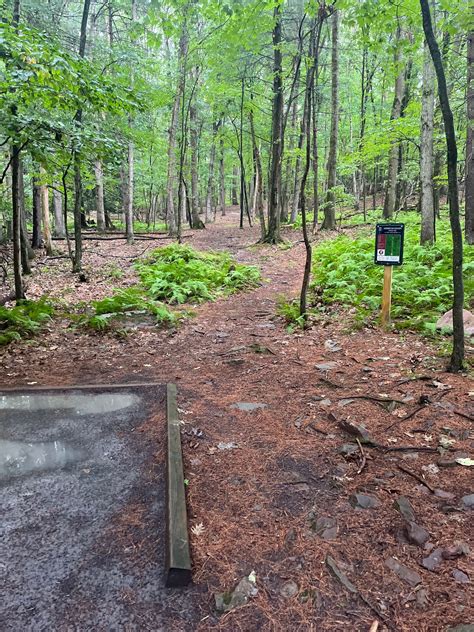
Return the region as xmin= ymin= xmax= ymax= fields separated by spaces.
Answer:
xmin=310 ymin=212 xmax=474 ymax=333
xmin=85 ymin=244 xmax=260 ymax=331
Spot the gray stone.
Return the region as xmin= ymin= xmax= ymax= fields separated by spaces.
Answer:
xmin=452 ymin=570 xmax=470 ymax=585
xmin=434 ymin=489 xmax=456 ymax=500
xmin=416 ymin=588 xmax=430 ymax=607
xmin=405 ymin=521 xmax=430 ymax=547
xmin=436 ymin=309 xmax=474 ymax=336
xmin=325 ymin=555 xmax=357 ymax=593
xmin=462 ymin=494 xmax=474 ymax=509
xmin=350 ymin=492 xmax=380 ymax=510
xmin=394 ymin=496 xmax=416 ymax=522
xmin=230 ymin=402 xmax=267 ymax=412
xmin=421 ymin=547 xmax=444 ymax=572
xmin=385 ymin=557 xmax=422 ymax=587
xmin=339 ymin=419 xmax=372 ymax=443
xmin=280 ymin=580 xmax=298 ymax=599
xmin=442 ymin=542 xmax=469 ymax=560
xmin=315 ymin=362 xmax=337 ymax=371
xmin=324 ymin=339 xmax=341 ymax=353
xmin=447 ymin=626 xmax=474 ymax=632
xmin=215 ymin=576 xmax=258 ymax=613
xmin=339 ymin=443 xmax=359 ymax=457
xmin=312 ymin=516 xmax=338 ymax=540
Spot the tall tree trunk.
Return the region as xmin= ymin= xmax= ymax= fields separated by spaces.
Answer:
xmin=125 ymin=139 xmax=134 ymax=243
xmin=321 ymin=9 xmax=339 ymax=231
xmin=232 ymin=166 xmax=238 ymax=205
xmin=264 ymin=1 xmax=284 ymax=243
xmin=383 ymin=28 xmax=405 ymax=220
xmin=40 ymin=166 xmax=53 ymax=255
xmin=205 ymin=122 xmax=219 ymax=223
xmin=53 ymin=188 xmax=66 ymax=238
xmin=250 ymin=94 xmax=266 ymax=240
xmin=11 ymin=146 xmax=24 ymax=300
xmin=312 ymin=78 xmax=320 ymax=230
xmin=72 ymin=0 xmax=91 ymax=273
xmin=466 ymin=26 xmax=474 ymax=244
xmin=420 ymin=0 xmax=464 ymax=371
xmin=94 ymin=160 xmax=106 ymax=233
xmin=219 ymin=137 xmax=226 ymax=216
xmin=32 ymin=177 xmax=42 ymax=249
xmin=189 ymin=102 xmax=204 ymax=229
xmin=420 ymin=40 xmax=436 ymax=245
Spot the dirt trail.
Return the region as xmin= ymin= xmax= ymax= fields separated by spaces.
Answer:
xmin=1 ymin=210 xmax=473 ymax=631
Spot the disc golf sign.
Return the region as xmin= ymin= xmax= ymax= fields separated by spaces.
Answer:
xmin=375 ymin=223 xmax=405 ymax=266
xmin=374 ymin=223 xmax=405 ymax=327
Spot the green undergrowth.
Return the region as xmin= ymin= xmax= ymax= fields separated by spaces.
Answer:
xmin=83 ymin=244 xmax=260 ymax=331
xmin=0 ymin=299 xmax=54 ymax=345
xmin=309 ymin=212 xmax=474 ymax=333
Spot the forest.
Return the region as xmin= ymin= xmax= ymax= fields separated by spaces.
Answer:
xmin=1 ymin=0 xmax=474 ymax=630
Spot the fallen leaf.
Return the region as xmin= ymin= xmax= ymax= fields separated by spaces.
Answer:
xmin=456 ymin=458 xmax=474 ymax=467
xmin=191 ymin=522 xmax=205 ymax=536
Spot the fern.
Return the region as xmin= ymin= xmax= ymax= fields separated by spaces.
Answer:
xmin=0 ymin=299 xmax=54 ymax=345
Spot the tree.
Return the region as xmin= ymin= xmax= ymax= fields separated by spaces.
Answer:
xmin=420 ymin=0 xmax=464 ymax=371
xmin=321 ymin=8 xmax=339 ymax=231
xmin=466 ymin=24 xmax=474 ymax=245
xmin=420 ymin=39 xmax=435 ymax=245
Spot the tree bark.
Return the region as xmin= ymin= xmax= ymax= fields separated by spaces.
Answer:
xmin=189 ymin=102 xmax=204 ymax=229
xmin=94 ymin=160 xmax=106 ymax=233
xmin=11 ymin=146 xmax=24 ymax=300
xmin=53 ymin=188 xmax=66 ymax=238
xmin=232 ymin=166 xmax=238 ymax=205
xmin=40 ymin=166 xmax=53 ymax=255
xmin=466 ymin=25 xmax=474 ymax=244
xmin=420 ymin=0 xmax=464 ymax=371
xmin=264 ymin=2 xmax=284 ymax=243
xmin=205 ymin=122 xmax=219 ymax=222
xmin=321 ymin=9 xmax=339 ymax=231
xmin=249 ymin=94 xmax=266 ymax=240
xmin=125 ymin=139 xmax=134 ymax=243
xmin=420 ymin=40 xmax=435 ymax=245
xmin=219 ymin=136 xmax=226 ymax=216
xmin=383 ymin=28 xmax=405 ymax=220
xmin=32 ymin=178 xmax=42 ymax=249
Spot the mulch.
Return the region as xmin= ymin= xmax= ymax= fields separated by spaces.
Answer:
xmin=1 ymin=209 xmax=473 ymax=631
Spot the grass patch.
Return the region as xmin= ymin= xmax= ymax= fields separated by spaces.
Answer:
xmin=0 ymin=299 xmax=54 ymax=345
xmin=309 ymin=211 xmax=474 ymax=333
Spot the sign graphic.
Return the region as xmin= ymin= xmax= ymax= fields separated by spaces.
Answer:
xmin=375 ymin=223 xmax=405 ymax=266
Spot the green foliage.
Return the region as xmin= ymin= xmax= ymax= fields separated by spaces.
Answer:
xmin=0 ymin=299 xmax=54 ymax=345
xmin=135 ymin=244 xmax=260 ymax=304
xmin=276 ymin=296 xmax=305 ymax=331
xmin=84 ymin=287 xmax=176 ymax=331
xmin=310 ymin=212 xmax=474 ymax=333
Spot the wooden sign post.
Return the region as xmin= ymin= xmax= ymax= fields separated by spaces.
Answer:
xmin=375 ymin=223 xmax=405 ymax=328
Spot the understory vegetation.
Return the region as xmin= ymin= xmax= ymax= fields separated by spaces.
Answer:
xmin=84 ymin=244 xmax=260 ymax=331
xmin=0 ymin=299 xmax=54 ymax=345
xmin=307 ymin=212 xmax=474 ymax=333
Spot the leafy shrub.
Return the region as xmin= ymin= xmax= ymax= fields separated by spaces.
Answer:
xmin=135 ymin=244 xmax=260 ymax=304
xmin=276 ymin=296 xmax=306 ymax=330
xmin=310 ymin=212 xmax=474 ymax=332
xmin=84 ymin=287 xmax=176 ymax=331
xmin=0 ymin=299 xmax=54 ymax=345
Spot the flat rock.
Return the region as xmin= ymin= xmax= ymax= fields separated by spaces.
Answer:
xmin=339 ymin=419 xmax=372 ymax=443
xmin=215 ymin=576 xmax=258 ymax=613
xmin=405 ymin=521 xmax=430 ymax=547
xmin=280 ymin=580 xmax=298 ymax=599
xmin=315 ymin=362 xmax=337 ymax=371
xmin=452 ymin=569 xmax=470 ymax=584
xmin=324 ymin=339 xmax=341 ymax=353
xmin=438 ymin=453 xmax=469 ymax=468
xmin=434 ymin=489 xmax=456 ymax=500
xmin=230 ymin=402 xmax=267 ymax=412
xmin=325 ymin=555 xmax=357 ymax=593
xmin=447 ymin=626 xmax=474 ymax=632
xmin=421 ymin=547 xmax=444 ymax=572
xmin=339 ymin=443 xmax=359 ymax=457
xmin=443 ymin=542 xmax=469 ymax=560
xmin=312 ymin=516 xmax=338 ymax=540
xmin=462 ymin=494 xmax=474 ymax=509
xmin=394 ymin=496 xmax=416 ymax=522
xmin=436 ymin=309 xmax=474 ymax=336
xmin=350 ymin=492 xmax=380 ymax=510
xmin=385 ymin=557 xmax=422 ymax=587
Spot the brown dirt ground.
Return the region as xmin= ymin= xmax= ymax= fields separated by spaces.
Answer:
xmin=1 ymin=208 xmax=473 ymax=632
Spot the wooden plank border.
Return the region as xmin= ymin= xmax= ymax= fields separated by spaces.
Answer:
xmin=0 ymin=382 xmax=162 ymax=393
xmin=165 ymin=382 xmax=192 ymax=587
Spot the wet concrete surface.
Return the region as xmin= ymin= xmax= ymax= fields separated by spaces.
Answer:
xmin=0 ymin=385 xmax=199 ymax=631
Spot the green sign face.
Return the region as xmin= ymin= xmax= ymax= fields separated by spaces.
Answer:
xmin=375 ymin=223 xmax=405 ymax=266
